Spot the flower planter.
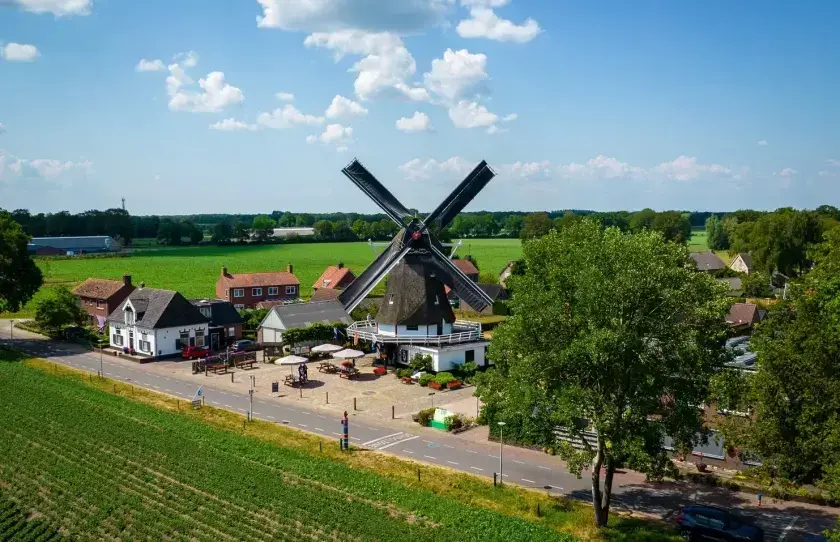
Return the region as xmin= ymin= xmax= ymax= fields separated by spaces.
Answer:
xmin=373 ymin=366 xmax=387 ymax=376
xmin=446 ymin=381 xmax=462 ymax=390
xmin=428 ymin=381 xmax=442 ymax=390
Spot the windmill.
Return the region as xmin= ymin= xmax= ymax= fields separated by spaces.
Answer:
xmin=337 ymin=158 xmax=496 ymax=315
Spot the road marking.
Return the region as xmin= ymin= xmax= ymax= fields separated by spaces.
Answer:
xmin=105 ymin=372 xmax=112 ymax=376
xmin=332 ymin=432 xmax=342 ymax=437
xmin=488 ymin=455 xmax=499 ymax=459
xmin=537 ymin=466 xmax=550 ymax=470
xmin=466 ymin=449 xmax=479 ymax=454
xmin=521 ymin=478 xmax=535 ymax=484
xmin=423 ymin=455 xmax=437 ymax=460
xmin=422 ymin=440 xmax=435 ymax=444
xmin=297 ymin=423 xmax=308 ymax=428
xmin=224 ymin=404 xmax=232 ymax=408
xmin=254 ymin=412 xmax=262 ymax=416
xmin=780 ymin=517 xmax=798 ymax=540
xmin=210 ymin=401 xmax=220 ymax=405
xmin=237 ymin=408 xmax=246 ymax=413
xmin=470 ymin=466 xmax=483 ymax=471
xmin=164 ymin=378 xmax=171 ymax=381
xmin=350 ymin=437 xmax=360 ymax=441
xmin=378 ymin=435 xmax=419 ymax=451
xmin=153 ymin=386 xmax=160 ymax=390
xmin=446 ymin=461 xmax=459 ymax=466
xmin=144 ymin=372 xmax=152 ymax=376
xmin=443 ymin=444 xmax=454 ymax=449
xmin=512 ymin=460 xmax=525 ymax=464
xmin=266 ymin=415 xmax=275 ymax=420
xmin=316 ymin=415 xmax=327 ymax=419
xmin=164 ymin=389 xmax=171 ymax=392
xmin=402 ymin=450 xmax=414 ymax=454
xmin=314 ymin=428 xmax=324 ymax=432
xmin=363 ymin=432 xmax=404 ymax=447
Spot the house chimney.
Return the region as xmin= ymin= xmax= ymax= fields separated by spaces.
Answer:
xmin=337 ymin=262 xmax=344 ymax=269
xmin=287 ymin=263 xmax=293 ymax=274
xmin=123 ymin=274 xmax=132 ymax=286
xmin=221 ymin=266 xmax=228 ymax=277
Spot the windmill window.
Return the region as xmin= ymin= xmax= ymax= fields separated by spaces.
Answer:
xmin=388 ymin=294 xmax=395 ymax=305
xmin=406 ymin=325 xmax=419 ymax=331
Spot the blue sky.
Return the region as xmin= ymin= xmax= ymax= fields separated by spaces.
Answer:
xmin=1 ymin=0 xmax=838 ymax=215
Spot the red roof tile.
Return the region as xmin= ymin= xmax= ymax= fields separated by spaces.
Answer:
xmin=72 ymin=278 xmax=129 ymax=299
xmin=313 ymin=265 xmax=355 ymax=290
xmin=453 ymin=258 xmax=479 ymax=275
xmin=726 ymin=303 xmax=759 ymax=326
xmin=310 ymin=288 xmax=341 ymax=302
xmin=219 ymin=271 xmax=299 ymax=288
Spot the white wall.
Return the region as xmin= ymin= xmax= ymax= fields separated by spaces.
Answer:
xmin=109 ymin=322 xmax=207 ymax=357
xmin=258 ymin=308 xmax=286 ymax=345
xmin=397 ymin=342 xmax=489 ymax=372
xmin=730 ymin=256 xmax=750 ymax=274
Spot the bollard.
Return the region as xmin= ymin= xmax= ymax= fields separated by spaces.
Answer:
xmin=392 ymin=405 xmax=395 ymax=419
xmin=113 ymin=384 xmax=116 ymax=393
xmin=243 ymin=420 xmax=246 ymax=430
xmin=231 ymin=372 xmax=234 ymax=383
xmin=89 ymin=374 xmax=92 ymax=382
xmin=417 ymin=469 xmax=421 ymax=482
xmin=205 ymin=365 xmax=208 ymax=377
xmin=493 ymin=473 xmax=497 ymax=487
xmin=353 ymin=397 xmax=357 ymax=411
xmin=177 ymin=400 xmax=180 ymax=411
xmin=319 ymin=442 xmax=322 ymax=453
xmin=299 ymin=386 xmax=302 ymax=398
xmin=202 ymin=396 xmax=205 ymax=406
xmin=326 ymin=392 xmax=329 ymax=404
xmin=537 ymin=503 xmax=541 ymax=517
xmin=339 ymin=438 xmax=343 ymax=451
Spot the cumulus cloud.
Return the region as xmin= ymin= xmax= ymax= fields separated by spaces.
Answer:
xmin=167 ymin=70 xmax=244 ymax=113
xmin=0 ymin=123 xmax=5 ymax=134
xmin=396 ymin=111 xmax=433 ymax=133
xmin=325 ymin=94 xmax=368 ymax=119
xmin=257 ymin=104 xmax=325 ymax=129
xmin=757 ymin=140 xmax=768 ymax=146
xmin=209 ymin=118 xmax=258 ymax=131
xmin=173 ymin=50 xmax=199 ymax=68
xmin=456 ymin=6 xmax=541 ymax=43
xmin=423 ymin=48 xmax=489 ymax=103
xmin=306 ymin=123 xmax=354 ymax=148
xmin=1 ymin=43 xmax=40 ymax=62
xmin=275 ymin=91 xmax=295 ymax=101
xmin=448 ymin=100 xmax=499 ymax=130
xmin=652 ymin=155 xmax=732 ymax=181
xmin=777 ymin=167 xmax=798 ymax=178
xmin=0 ymin=149 xmax=92 ymax=184
xmin=255 ymin=0 xmax=450 ymax=32
xmin=399 ymin=156 xmax=474 ymax=181
xmin=305 ymin=30 xmax=428 ymax=101
xmin=12 ymin=0 xmax=91 ymax=16
xmin=135 ymin=58 xmax=165 ymax=72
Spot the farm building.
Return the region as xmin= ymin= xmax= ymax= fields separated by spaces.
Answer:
xmin=72 ymin=275 xmax=136 ymax=329
xmin=216 ymin=265 xmax=300 ymax=309
xmin=690 ymin=251 xmax=726 ymax=272
xmin=258 ymin=301 xmax=351 ymax=346
xmin=729 ymin=253 xmax=753 ymax=274
xmin=312 ymin=263 xmax=356 ymax=292
xmin=108 ymin=287 xmax=209 ymax=358
xmin=190 ymin=299 xmax=243 ymax=350
xmin=28 ymin=235 xmax=119 ymax=255
xmin=451 ymin=257 xmax=479 ymax=282
xmin=272 ymin=227 xmax=315 ymax=238
xmin=725 ymin=302 xmax=765 ymax=332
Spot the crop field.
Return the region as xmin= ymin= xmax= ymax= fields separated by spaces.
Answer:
xmin=0 ymin=356 xmax=579 ymax=542
xmin=1 ymin=239 xmax=522 ymax=318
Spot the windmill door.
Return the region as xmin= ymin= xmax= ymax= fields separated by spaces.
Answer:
xmin=436 ymin=323 xmax=443 ymax=335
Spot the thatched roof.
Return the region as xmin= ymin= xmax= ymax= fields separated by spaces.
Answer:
xmin=377 ymin=259 xmax=455 ymax=326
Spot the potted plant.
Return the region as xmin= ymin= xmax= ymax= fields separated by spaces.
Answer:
xmin=429 ymin=381 xmax=442 ymax=390
xmin=447 ymin=380 xmax=462 ymax=390
xmin=696 ymin=452 xmax=708 ymax=472
xmin=373 ymin=366 xmax=387 ymax=376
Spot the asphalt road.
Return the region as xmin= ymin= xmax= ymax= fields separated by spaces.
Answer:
xmin=1 ymin=323 xmax=834 ymax=540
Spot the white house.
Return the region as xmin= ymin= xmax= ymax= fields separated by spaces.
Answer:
xmin=729 ymin=253 xmax=753 ymax=274
xmin=107 ymin=287 xmax=210 ymax=358
xmin=258 ymin=301 xmax=351 ymax=345
xmin=396 ymin=341 xmax=491 ymax=373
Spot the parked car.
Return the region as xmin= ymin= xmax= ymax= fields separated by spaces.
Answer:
xmin=231 ymin=339 xmax=257 ymax=352
xmin=675 ymin=506 xmax=764 ymax=541
xmin=63 ymin=326 xmax=86 ymax=340
xmin=181 ymin=345 xmax=210 ymax=360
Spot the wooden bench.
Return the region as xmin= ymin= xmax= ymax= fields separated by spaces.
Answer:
xmin=338 ymin=368 xmax=360 ymax=380
xmin=235 ymin=359 xmax=256 ymax=370
xmin=318 ymin=361 xmax=337 ymax=374
xmin=207 ymin=363 xmax=227 ymax=375
xmin=283 ymin=374 xmax=298 ymax=387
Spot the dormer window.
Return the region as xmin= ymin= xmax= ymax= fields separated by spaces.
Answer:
xmin=124 ymin=306 xmax=134 ymax=325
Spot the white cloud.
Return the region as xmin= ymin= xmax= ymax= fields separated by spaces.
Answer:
xmin=255 ymin=0 xmax=450 ymax=32
xmin=423 ymin=48 xmax=489 ymax=103
xmin=757 ymin=140 xmax=768 ymax=146
xmin=257 ymin=104 xmax=325 ymax=129
xmin=558 ymin=155 xmax=646 ymax=180
xmin=456 ymin=7 xmax=541 ymax=43
xmin=486 ymin=124 xmax=506 ymax=135
xmin=1 ymin=43 xmax=40 ymax=62
xmin=306 ymin=123 xmax=354 ymax=148
xmin=448 ymin=100 xmax=498 ymax=129
xmin=399 ymin=157 xmax=474 ymax=180
xmin=173 ymin=51 xmax=199 ymax=68
xmin=325 ymin=94 xmax=368 ymax=119
xmin=461 ymin=0 xmax=510 ymax=6
xmin=336 ymin=145 xmax=349 ymax=153
xmin=305 ymin=30 xmax=428 ymax=101
xmin=135 ymin=58 xmax=165 ymax=72
xmin=275 ymin=91 xmax=295 ymax=101
xmin=501 ymin=113 xmax=517 ymax=122
xmin=0 ymin=123 xmax=5 ymax=134
xmin=818 ymin=170 xmax=837 ymax=178
xmin=0 ymin=149 xmax=92 ymax=183
xmin=12 ymin=0 xmax=91 ymax=16
xmin=826 ymin=158 xmax=840 ymax=167
xmin=396 ymin=111 xmax=433 ymax=133
xmin=777 ymin=167 xmax=798 ymax=178
xmin=653 ymin=155 xmax=731 ymax=181
xmin=167 ymin=68 xmax=245 ymax=113
xmin=210 ymin=118 xmax=258 ymax=131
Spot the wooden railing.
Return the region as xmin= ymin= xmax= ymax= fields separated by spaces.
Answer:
xmin=347 ymin=320 xmax=483 ymax=345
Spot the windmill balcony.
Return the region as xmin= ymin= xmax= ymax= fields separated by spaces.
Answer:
xmin=347 ymin=320 xmax=483 ymax=346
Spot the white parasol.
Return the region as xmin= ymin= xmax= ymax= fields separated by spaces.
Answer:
xmin=332 ymin=348 xmax=365 ymax=359
xmin=311 ymin=343 xmax=343 ymax=354
xmin=274 ymin=354 xmax=309 ymax=374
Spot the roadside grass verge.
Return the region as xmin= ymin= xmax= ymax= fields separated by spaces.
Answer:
xmin=1 ymin=349 xmax=678 ymax=541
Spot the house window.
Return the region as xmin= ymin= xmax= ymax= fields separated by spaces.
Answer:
xmin=139 ymin=340 xmax=151 ymax=352
xmin=233 ymin=288 xmax=244 ymax=298
xmin=224 ymin=289 xmax=229 ymax=298
xmin=406 ymin=324 xmax=419 ymax=331
xmin=268 ymin=287 xmax=279 ymax=296
xmin=228 ymin=326 xmax=235 ymax=337
xmin=234 ymin=304 xmax=244 ymax=310
xmin=252 ymin=287 xmax=263 ymax=297
xmin=179 ymin=331 xmax=190 ymax=349
xmin=124 ymin=307 xmax=134 ymax=325
xmin=112 ymin=333 xmax=124 ymax=346
xmin=285 ymin=286 xmax=296 ymax=295
xmin=96 ymin=299 xmax=104 ymax=309
xmin=194 ymin=330 xmax=205 ymax=347
xmin=465 ymin=349 xmax=475 ymax=363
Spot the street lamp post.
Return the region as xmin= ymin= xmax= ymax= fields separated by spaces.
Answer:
xmin=10 ymin=320 xmax=14 ymax=342
xmin=92 ymin=340 xmax=103 ymax=377
xmin=497 ymin=421 xmax=506 ymax=484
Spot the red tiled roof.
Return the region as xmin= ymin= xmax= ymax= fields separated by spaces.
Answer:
xmin=726 ymin=303 xmax=758 ymax=326
xmin=310 ymin=288 xmax=341 ymax=302
xmin=453 ymin=258 xmax=479 ymax=275
xmin=220 ymin=271 xmax=299 ymax=288
xmin=71 ymin=278 xmax=127 ymax=299
xmin=313 ymin=265 xmax=354 ymax=290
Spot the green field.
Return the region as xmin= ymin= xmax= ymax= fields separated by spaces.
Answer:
xmin=2 ymin=239 xmax=522 ymax=318
xmin=688 ymin=229 xmax=708 ymax=252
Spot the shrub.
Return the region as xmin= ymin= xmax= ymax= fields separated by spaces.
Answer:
xmin=434 ymin=372 xmax=456 ymax=386
xmin=418 ymin=373 xmax=435 ymax=387
xmin=409 ymin=353 xmax=433 ymax=373
xmin=417 ymin=408 xmax=436 ymax=426
xmin=395 ymin=368 xmax=413 ymax=379
xmin=457 ymin=361 xmax=479 ymax=379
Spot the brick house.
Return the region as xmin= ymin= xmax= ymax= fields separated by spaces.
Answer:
xmin=71 ymin=275 xmax=136 ymax=329
xmin=312 ymin=262 xmax=356 ymax=292
xmin=215 ymin=265 xmax=300 ymax=309
xmin=452 ymin=257 xmax=479 ymax=281
xmin=190 ymin=299 xmax=243 ymax=350
xmin=726 ymin=302 xmax=765 ymax=332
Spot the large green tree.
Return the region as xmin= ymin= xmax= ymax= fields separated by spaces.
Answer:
xmin=651 ymin=211 xmax=692 ymax=244
xmin=485 ymin=220 xmax=730 ymax=527
xmin=34 ymin=286 xmax=87 ymax=335
xmin=251 ymin=215 xmax=276 ymax=243
xmin=729 ymin=208 xmax=822 ymax=276
xmin=0 ymin=212 xmax=43 ymax=313
xmin=211 ymin=221 xmax=233 ymax=244
xmin=705 ymin=215 xmax=729 ymax=250
xmin=519 ymin=212 xmax=553 ymax=240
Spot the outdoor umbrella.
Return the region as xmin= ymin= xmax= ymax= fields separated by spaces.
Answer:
xmin=274 ymin=354 xmax=308 ymax=374
xmin=311 ymin=343 xmax=343 ymax=354
xmin=332 ymin=349 xmax=364 ymax=359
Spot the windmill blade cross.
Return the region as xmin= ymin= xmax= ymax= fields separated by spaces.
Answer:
xmin=423 ymin=243 xmax=494 ymax=311
xmin=338 ymin=237 xmax=412 ymax=313
xmin=423 ymin=161 xmax=496 ymax=232
xmin=342 ymin=159 xmax=412 ymax=228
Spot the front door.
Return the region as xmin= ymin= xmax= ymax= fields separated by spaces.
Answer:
xmin=436 ymin=323 xmax=443 ymax=335
xmin=211 ymin=331 xmax=220 ymax=351
xmin=128 ymin=330 xmax=134 ymax=350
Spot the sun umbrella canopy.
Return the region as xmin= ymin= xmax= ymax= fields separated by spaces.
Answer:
xmin=332 ymin=348 xmax=365 ymax=359
xmin=311 ymin=343 xmax=343 ymax=354
xmin=274 ymin=355 xmax=308 ymax=366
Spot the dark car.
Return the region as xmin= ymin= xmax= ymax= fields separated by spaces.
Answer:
xmin=231 ymin=339 xmax=257 ymax=352
xmin=676 ymin=506 xmax=764 ymax=541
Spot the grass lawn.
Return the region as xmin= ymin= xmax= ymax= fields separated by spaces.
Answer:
xmin=2 ymin=239 xmax=523 ymax=318
xmin=687 ymin=229 xmax=732 ymax=265
xmin=0 ymin=350 xmax=679 ymax=541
